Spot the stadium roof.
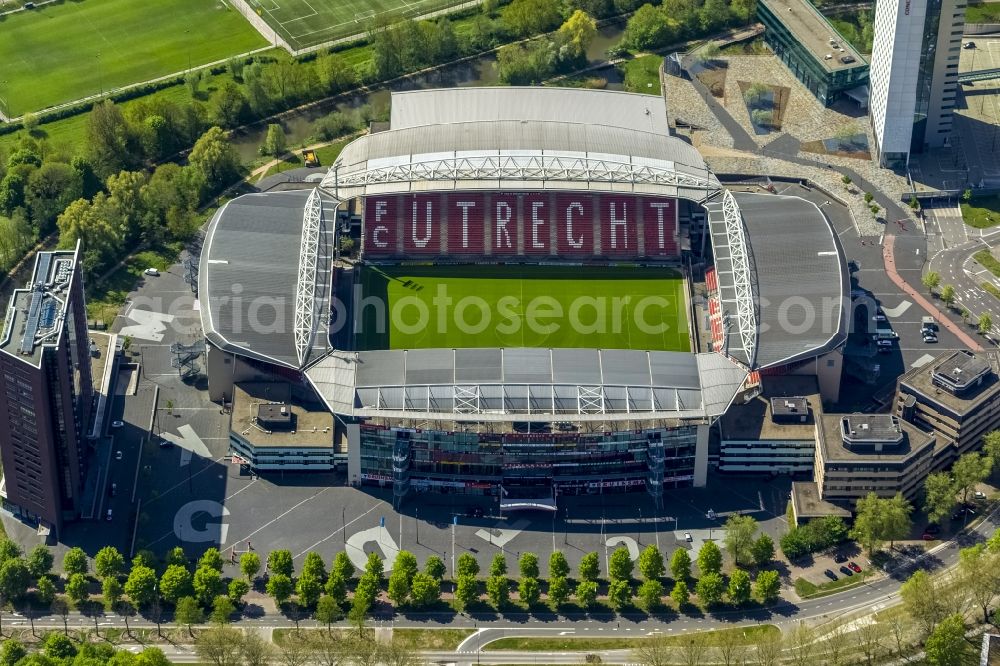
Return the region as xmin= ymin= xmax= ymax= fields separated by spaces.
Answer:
xmin=390 ymin=87 xmax=672 ymax=135
xmin=705 ymin=191 xmax=848 ymax=368
xmin=305 ymin=348 xmax=747 ymax=422
xmin=322 ymin=88 xmax=719 ymax=202
xmin=199 ymin=190 xmax=336 ymax=369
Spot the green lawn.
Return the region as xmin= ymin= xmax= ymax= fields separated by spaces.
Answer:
xmin=794 ymin=573 xmax=868 ymax=599
xmin=962 ymin=196 xmax=1000 ymax=229
xmin=0 ymin=0 xmax=266 ymax=116
xmin=967 ymin=2 xmax=1000 ymax=22
xmin=252 ymin=0 xmax=471 ymax=50
xmin=657 ymin=624 xmax=779 ymax=646
xmin=485 ymin=636 xmax=645 ymax=651
xmin=356 ymin=265 xmax=690 ymax=351
xmin=621 ymin=55 xmax=662 ymax=95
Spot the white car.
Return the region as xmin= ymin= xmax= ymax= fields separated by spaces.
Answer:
xmin=143 ymin=268 xmax=159 ymax=276
xmin=106 ymin=509 xmax=113 ymax=521
xmin=684 ymin=532 xmax=693 ymax=542
xmin=111 ymin=420 xmax=124 ymax=429
xmin=115 ymin=450 xmax=123 ymax=461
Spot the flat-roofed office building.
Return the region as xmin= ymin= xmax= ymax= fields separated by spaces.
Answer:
xmin=0 ymin=244 xmax=93 ymax=535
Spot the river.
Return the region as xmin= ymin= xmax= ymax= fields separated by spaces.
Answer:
xmin=229 ymin=20 xmax=629 ymax=162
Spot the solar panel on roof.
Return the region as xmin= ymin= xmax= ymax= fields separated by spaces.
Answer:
xmin=39 ymin=300 xmax=56 ymax=329
xmin=19 ymin=289 xmax=43 ymax=354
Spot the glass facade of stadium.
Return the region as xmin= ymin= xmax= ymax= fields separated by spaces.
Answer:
xmin=357 ymin=424 xmax=698 ymax=504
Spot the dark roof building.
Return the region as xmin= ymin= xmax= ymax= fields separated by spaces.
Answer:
xmin=0 ymin=244 xmax=93 ymax=535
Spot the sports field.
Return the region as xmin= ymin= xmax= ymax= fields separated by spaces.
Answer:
xmin=355 ymin=265 xmax=691 ymax=352
xmin=248 ymin=0 xmax=469 ymax=50
xmin=0 ymin=0 xmax=267 ymax=116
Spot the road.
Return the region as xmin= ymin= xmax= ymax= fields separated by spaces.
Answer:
xmin=927 ymin=225 xmax=1000 ymax=338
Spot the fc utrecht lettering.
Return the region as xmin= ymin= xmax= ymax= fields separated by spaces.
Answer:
xmin=364 ymin=193 xmax=678 ymax=259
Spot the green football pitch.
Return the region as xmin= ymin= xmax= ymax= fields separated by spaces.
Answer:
xmin=0 ymin=0 xmax=266 ymax=117
xmin=248 ymin=0 xmax=470 ymax=50
xmin=355 ymin=265 xmax=691 ymax=352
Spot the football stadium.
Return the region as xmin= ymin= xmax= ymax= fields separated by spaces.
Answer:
xmin=199 ymin=87 xmax=849 ymax=509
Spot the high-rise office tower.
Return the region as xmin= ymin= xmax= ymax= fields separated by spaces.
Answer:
xmin=869 ymin=0 xmax=966 ymax=168
xmin=0 ymin=243 xmax=92 ymax=535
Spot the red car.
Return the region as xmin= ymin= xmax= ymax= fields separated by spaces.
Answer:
xmin=922 ymin=533 xmax=935 ymax=541
xmin=848 ymin=561 xmax=862 ymax=573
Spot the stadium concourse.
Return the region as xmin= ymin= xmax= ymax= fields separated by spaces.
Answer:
xmin=198 ymin=87 xmax=848 ymax=510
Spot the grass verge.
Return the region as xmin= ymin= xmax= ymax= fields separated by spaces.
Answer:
xmin=984 ymin=282 xmax=1000 ymax=300
xmin=657 ymin=624 xmax=779 ymax=646
xmin=485 ymin=636 xmax=645 ymax=651
xmin=621 ymin=55 xmax=662 ymax=95
xmin=962 ymin=196 xmax=1000 ymax=229
xmin=975 ymin=250 xmax=1000 ymax=278
xmin=0 ymin=0 xmax=266 ymax=116
xmin=794 ymin=573 xmax=868 ymax=599
xmin=392 ymin=629 xmax=476 ymax=650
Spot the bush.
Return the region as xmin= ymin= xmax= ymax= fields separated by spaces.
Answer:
xmin=781 ymin=517 xmax=849 ymax=560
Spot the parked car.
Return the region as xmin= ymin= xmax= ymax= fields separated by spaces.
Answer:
xmin=110 ymin=420 xmax=124 ymax=428
xmin=848 ymin=561 xmax=862 ymax=573
xmin=115 ymin=450 xmax=123 ymax=460
xmin=922 ymin=533 xmax=935 ymax=541
xmin=159 ymin=439 xmax=174 ymax=448
xmin=924 ymin=523 xmax=941 ymax=535
xmin=964 ymin=41 xmax=976 ymax=49
xmin=143 ymin=268 xmax=159 ymax=276
xmin=109 ymin=483 xmax=117 ymax=497
xmin=923 ymin=333 xmax=938 ymax=343
xmin=824 ymin=569 xmax=838 ymax=580
xmin=840 ymin=565 xmax=854 ymax=576
xmin=685 ymin=532 xmax=693 ymax=542
xmin=106 ymin=509 xmax=113 ymax=521
xmin=975 ymin=491 xmax=987 ymax=500
xmin=834 ymin=553 xmax=848 ymax=563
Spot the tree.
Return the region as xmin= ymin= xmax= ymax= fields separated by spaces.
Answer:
xmin=723 ymin=515 xmax=758 ymax=565
xmin=0 ymin=638 xmax=27 ymax=666
xmin=922 ymin=271 xmax=941 ymax=292
xmin=556 ymin=10 xmax=597 ymax=61
xmin=209 ymin=82 xmax=249 ymax=129
xmin=519 ymin=577 xmax=541 ymax=606
xmin=638 ymin=545 xmax=665 ymax=581
xmin=924 ymin=472 xmax=958 ymax=525
xmin=670 ymin=580 xmax=690 ymax=608
xmin=750 ymin=534 xmax=775 ymax=567
xmin=489 ymin=553 xmax=508 ymax=578
xmin=546 ymin=551 xmax=569 ymax=580
xmin=66 ymin=573 xmax=89 ymax=605
xmin=35 ymin=576 xmax=55 ymax=606
xmin=984 ymin=430 xmax=1000 ymax=469
xmin=26 ymin=545 xmax=52 ymax=579
xmin=953 ymin=452 xmax=992 ymax=505
xmin=193 ymin=566 xmax=225 ymax=606
xmin=518 ymin=552 xmax=539 ymax=579
xmin=56 ymin=194 xmax=121 ymax=276
xmin=86 ymin=100 xmax=136 ymax=177
xmin=579 ymin=552 xmax=600 ymax=582
xmin=325 ymin=573 xmax=347 ymax=608
xmin=262 ymin=123 xmax=287 ymax=158
xmin=409 ymin=572 xmax=440 ymax=608
xmin=696 ymin=541 xmax=722 ymax=576
xmin=42 ymin=632 xmax=77 ymax=659
xmin=0 ymin=559 xmax=30 ymax=601
xmin=211 ymin=595 xmax=236 ymax=625
xmin=240 ymin=552 xmax=261 ymax=581
xmin=622 ymin=4 xmax=676 ymax=51
xmin=297 ymin=574 xmax=323 ymax=609
xmin=900 ymin=569 xmax=949 ymax=636
xmin=548 ymin=576 xmax=570 ymax=608
xmin=125 ymin=565 xmax=158 ymax=607
xmin=199 ymin=548 xmax=225 ymax=573
xmin=501 ymin=0 xmax=562 ymax=37
xmin=575 ymin=580 xmax=598 ymax=608
xmin=940 ymin=284 xmax=955 ymax=306
xmin=695 ymin=572 xmax=724 ymax=606
xmin=637 ymin=579 xmax=663 ymax=611
xmin=188 ymin=126 xmax=241 ymax=196
xmin=457 ymin=553 xmax=480 ymax=578
xmin=754 ymin=570 xmax=781 ymax=604
xmin=267 ymin=573 xmax=294 ymax=606
xmin=454 ymin=575 xmax=478 ymax=611
xmin=102 ymin=577 xmax=123 ymax=611
xmin=176 ymin=596 xmax=204 ymax=637
xmin=608 ymin=579 xmax=633 ymax=611
xmin=331 ymin=552 xmax=355 ymax=581
xmin=94 ymin=547 xmax=125 ymax=581
xmin=316 ymin=53 xmax=358 ymax=93
xmin=727 ymin=568 xmax=751 ymax=605
xmin=924 ymin=614 xmax=969 ymax=666
xmin=864 ymin=191 xmax=875 ymax=204
xmin=609 ymin=547 xmax=634 ymax=581
xmin=486 ymin=574 xmax=509 ymax=609
xmin=850 ymin=491 xmax=912 ymax=554
xmin=63 ymin=547 xmax=88 ymax=577
xmin=268 ymin=550 xmax=294 ymax=578
xmin=166 ymin=547 xmax=188 ymax=569
xmin=958 ymin=543 xmax=1000 ymax=622
xmin=316 ymin=595 xmax=341 ymax=631
xmin=298 ymin=552 xmax=326 ymax=584
xmin=228 ymin=579 xmax=249 ymax=606
xmin=425 ymin=556 xmax=446 ymax=581
xmin=980 ymin=312 xmax=993 ymax=335
xmin=670 ymin=548 xmax=691 ymax=582
xmin=752 ymin=632 xmax=782 ymax=666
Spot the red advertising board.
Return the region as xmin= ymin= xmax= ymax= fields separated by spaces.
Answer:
xmin=403 ymin=194 xmax=442 ymax=255
xmin=362 ymin=193 xmax=678 ymax=259
xmin=364 ymin=196 xmax=396 ymax=256
xmin=555 ymin=193 xmax=594 ymax=256
xmin=600 ymin=195 xmax=637 ymax=257
xmin=642 ymin=197 xmax=679 ymax=258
